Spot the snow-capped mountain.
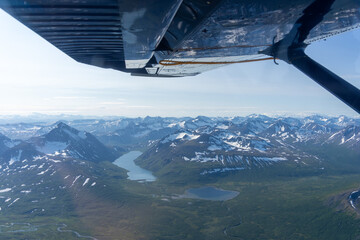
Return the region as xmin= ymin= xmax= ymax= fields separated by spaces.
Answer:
xmin=0 ymin=115 xmax=360 ymax=171
xmin=28 ymin=122 xmax=117 ymax=162
xmin=135 ymin=115 xmax=360 ymax=174
xmin=326 ymin=125 xmax=360 ymax=149
xmin=137 ymin=124 xmax=307 ymax=173
xmin=260 ymin=120 xmax=297 ymax=140
xmin=0 ymin=122 xmax=117 ymax=164
xmin=98 ymin=118 xmax=185 ymax=147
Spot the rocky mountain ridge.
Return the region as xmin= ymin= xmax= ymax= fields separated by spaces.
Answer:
xmin=0 ymin=122 xmax=117 ymax=165
xmin=0 ymin=115 xmax=359 ymax=173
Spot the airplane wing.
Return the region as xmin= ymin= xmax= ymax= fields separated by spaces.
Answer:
xmin=1 ymin=0 xmax=360 ymax=112
xmin=1 ymin=0 xmax=359 ymax=77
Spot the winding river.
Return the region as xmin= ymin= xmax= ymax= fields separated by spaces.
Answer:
xmin=0 ymin=222 xmax=97 ymax=239
xmin=57 ymin=224 xmax=98 ymax=239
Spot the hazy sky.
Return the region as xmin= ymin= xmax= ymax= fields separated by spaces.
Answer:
xmin=0 ymin=9 xmax=359 ymax=117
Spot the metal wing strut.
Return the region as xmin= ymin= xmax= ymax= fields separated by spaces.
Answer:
xmin=261 ymin=0 xmax=360 ymax=114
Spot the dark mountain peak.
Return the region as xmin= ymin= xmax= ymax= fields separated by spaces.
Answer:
xmin=326 ymin=124 xmax=360 ymax=148
xmin=343 ymin=125 xmax=360 ymax=135
xmin=230 ymin=116 xmax=245 ymax=124
xmin=195 ymin=115 xmax=211 ymax=121
xmin=0 ymin=132 xmax=15 ymax=155
xmin=55 ymin=121 xmax=76 ymax=132
xmin=237 ymin=117 xmax=273 ymax=135
xmin=183 ymin=116 xmax=215 ymax=130
xmin=143 ymin=116 xmax=162 ymax=123
xmin=280 ymin=117 xmax=302 ymax=127
xmin=0 ymin=132 xmax=10 ymax=141
xmin=272 ymin=119 xmax=292 ymax=127
xmin=56 ymin=121 xmax=68 ymax=128
xmin=45 ymin=122 xmax=87 ymax=143
xmin=261 ymin=120 xmax=294 ymax=136
xmin=22 ymin=124 xmax=117 ymax=162
xmin=301 ymin=121 xmax=330 ymax=132
xmin=247 ymin=114 xmax=272 ymax=121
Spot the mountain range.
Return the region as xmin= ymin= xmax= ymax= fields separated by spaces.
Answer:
xmin=0 ymin=115 xmax=360 ymax=239
xmin=0 ymin=115 xmax=359 ymax=175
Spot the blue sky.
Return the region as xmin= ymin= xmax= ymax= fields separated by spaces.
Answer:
xmin=0 ymin=9 xmax=359 ymax=117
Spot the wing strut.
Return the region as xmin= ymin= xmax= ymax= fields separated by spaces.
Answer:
xmin=289 ymin=48 xmax=360 ymax=114
xmin=261 ymin=0 xmax=360 ymax=114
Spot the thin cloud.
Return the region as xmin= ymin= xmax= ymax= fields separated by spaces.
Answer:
xmin=125 ymin=105 xmax=154 ymax=109
xmin=52 ymin=96 xmax=95 ymax=100
xmin=100 ymin=101 xmax=126 ymax=105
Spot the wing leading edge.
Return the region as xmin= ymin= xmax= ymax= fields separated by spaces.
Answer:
xmin=2 ymin=0 xmax=359 ymax=77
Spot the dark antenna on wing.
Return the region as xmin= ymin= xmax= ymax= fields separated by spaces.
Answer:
xmin=261 ymin=0 xmax=360 ymax=114
xmin=272 ymin=36 xmax=279 ymax=65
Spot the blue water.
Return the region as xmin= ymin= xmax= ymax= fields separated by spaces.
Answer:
xmin=113 ymin=151 xmax=156 ymax=182
xmin=182 ymin=186 xmax=239 ymax=201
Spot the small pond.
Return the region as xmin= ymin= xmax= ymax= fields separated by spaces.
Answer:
xmin=179 ymin=186 xmax=239 ymax=201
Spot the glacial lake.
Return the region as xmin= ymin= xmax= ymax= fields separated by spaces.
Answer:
xmin=113 ymin=151 xmax=156 ymax=182
xmin=180 ymin=186 xmax=239 ymax=201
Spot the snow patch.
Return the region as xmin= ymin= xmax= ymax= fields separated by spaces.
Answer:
xmin=216 ymin=124 xmax=229 ymax=130
xmin=70 ymin=175 xmax=81 ymax=187
xmin=36 ymin=142 xmax=68 ymax=154
xmin=9 ymin=150 xmax=22 ymax=165
xmin=48 ymin=159 xmax=61 ymax=163
xmin=201 ymin=167 xmax=245 ymax=175
xmin=78 ymin=131 xmax=87 ymax=139
xmin=0 ymin=188 xmax=11 ymax=193
xmin=225 ymin=141 xmax=251 ymax=151
xmin=207 ymin=145 xmax=222 ymax=151
xmin=161 ymin=132 xmax=200 ymax=143
xmin=82 ymin=178 xmax=90 ymax=186
xmin=253 ymin=157 xmax=287 ymax=162
xmin=37 ymin=168 xmax=50 ymax=175
xmin=188 ymin=152 xmax=223 ymax=163
xmin=8 ymin=198 xmax=20 ymax=207
xmin=21 ymin=165 xmax=28 ymax=169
